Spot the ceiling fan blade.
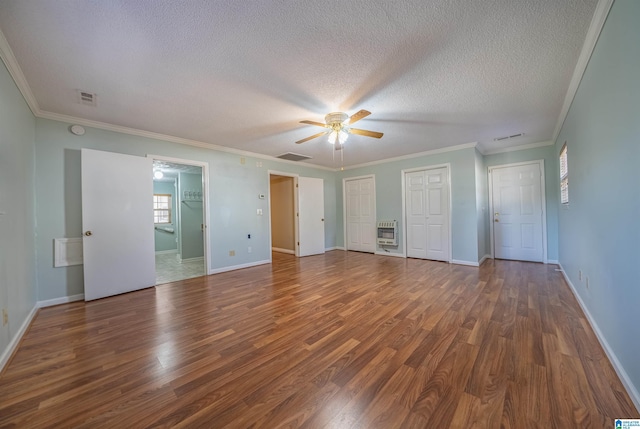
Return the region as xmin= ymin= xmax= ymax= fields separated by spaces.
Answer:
xmin=347 ymin=110 xmax=371 ymax=125
xmin=300 ymin=120 xmax=329 ymax=128
xmin=349 ymin=128 xmax=383 ymax=138
xmin=295 ymin=131 xmax=328 ymax=144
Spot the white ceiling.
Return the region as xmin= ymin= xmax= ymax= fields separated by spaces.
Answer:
xmin=0 ymin=0 xmax=600 ymax=168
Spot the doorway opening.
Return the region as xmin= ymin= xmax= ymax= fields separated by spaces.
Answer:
xmin=151 ymin=156 xmax=210 ymax=284
xmin=268 ymin=171 xmax=325 ymax=259
xmin=269 ymin=174 xmax=296 ymax=256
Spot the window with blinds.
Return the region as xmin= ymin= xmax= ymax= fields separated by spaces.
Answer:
xmin=559 ymin=143 xmax=569 ymax=204
xmin=153 ymin=194 xmax=172 ymax=224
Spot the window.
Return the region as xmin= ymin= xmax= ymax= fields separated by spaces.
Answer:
xmin=559 ymin=143 xmax=569 ymax=204
xmin=153 ymin=194 xmax=172 ymax=224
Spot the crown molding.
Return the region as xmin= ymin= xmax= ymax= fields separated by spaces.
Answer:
xmin=480 ymin=140 xmax=554 ymax=156
xmin=552 ymin=0 xmax=614 ymax=142
xmin=0 ymin=28 xmax=334 ymax=173
xmin=341 ymin=142 xmax=478 ymax=171
xmin=0 ymin=27 xmax=40 ymax=116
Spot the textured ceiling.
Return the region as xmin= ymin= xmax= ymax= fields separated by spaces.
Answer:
xmin=0 ymin=0 xmax=598 ymax=168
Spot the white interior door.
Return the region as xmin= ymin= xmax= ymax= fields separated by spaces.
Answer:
xmin=405 ymin=167 xmax=450 ymax=262
xmin=491 ymin=162 xmax=544 ymax=262
xmin=425 ymin=168 xmax=449 ymax=261
xmin=82 ymin=149 xmax=156 ymax=301
xmin=345 ymin=177 xmax=375 ymax=253
xmin=297 ymin=177 xmax=325 ymax=257
xmin=406 ymin=171 xmax=428 ymax=259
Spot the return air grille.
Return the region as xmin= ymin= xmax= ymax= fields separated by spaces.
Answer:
xmin=76 ymin=90 xmax=97 ymax=106
xmin=276 ymin=152 xmax=312 ymax=162
xmin=494 ymin=133 xmax=524 ymax=141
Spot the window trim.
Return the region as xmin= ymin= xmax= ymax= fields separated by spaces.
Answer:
xmin=559 ymin=143 xmax=569 ymax=205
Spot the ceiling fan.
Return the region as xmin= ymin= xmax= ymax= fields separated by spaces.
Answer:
xmin=296 ymin=110 xmax=383 ymax=147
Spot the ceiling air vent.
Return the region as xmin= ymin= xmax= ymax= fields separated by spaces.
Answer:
xmin=76 ymin=90 xmax=97 ymax=107
xmin=494 ymin=133 xmax=524 ymax=141
xmin=276 ymin=152 xmax=312 ymax=162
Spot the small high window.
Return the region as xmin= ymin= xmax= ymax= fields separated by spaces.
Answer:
xmin=153 ymin=194 xmax=172 ymax=224
xmin=559 ymin=143 xmax=569 ymax=204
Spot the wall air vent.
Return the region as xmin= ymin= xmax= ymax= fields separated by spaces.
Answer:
xmin=276 ymin=152 xmax=312 ymax=162
xmin=76 ymin=90 xmax=97 ymax=107
xmin=494 ymin=133 xmax=524 ymax=141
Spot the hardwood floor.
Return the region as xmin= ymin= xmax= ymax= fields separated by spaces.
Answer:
xmin=0 ymin=251 xmax=637 ymax=428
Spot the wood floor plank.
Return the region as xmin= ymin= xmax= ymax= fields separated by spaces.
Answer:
xmin=0 ymin=252 xmax=637 ymax=428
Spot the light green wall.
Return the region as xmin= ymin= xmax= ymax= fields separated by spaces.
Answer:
xmin=475 ymin=149 xmax=489 ymax=260
xmin=337 ymin=146 xmax=481 ymax=264
xmin=555 ymin=0 xmax=640 ymax=401
xmin=153 ymin=180 xmax=177 ymax=252
xmin=0 ymin=60 xmax=37 ymax=358
xmin=177 ymin=171 xmax=204 ymax=260
xmin=33 ymin=117 xmax=337 ymax=300
xmin=483 ymin=144 xmax=559 ymax=261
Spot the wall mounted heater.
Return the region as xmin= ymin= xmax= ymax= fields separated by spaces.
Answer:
xmin=376 ymin=220 xmax=398 ymax=246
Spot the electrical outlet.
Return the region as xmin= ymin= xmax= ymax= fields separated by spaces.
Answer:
xmin=229 ymin=250 xmax=235 ymax=256
xmin=240 ymin=157 xmax=246 ymax=165
xmin=579 ymin=270 xmax=582 ymax=281
xmin=2 ymin=309 xmax=7 ymax=326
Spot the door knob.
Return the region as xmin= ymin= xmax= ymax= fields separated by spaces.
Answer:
xmin=84 ymin=231 xmax=93 ymax=236
xmin=494 ymin=219 xmax=499 ymax=223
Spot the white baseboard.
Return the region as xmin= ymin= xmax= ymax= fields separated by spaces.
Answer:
xmin=325 ymin=246 xmax=345 ymax=251
xmin=375 ymin=251 xmax=405 ymax=258
xmin=37 ymin=294 xmax=85 ymax=308
xmin=155 ymin=249 xmax=178 ymax=255
xmin=209 ymin=259 xmax=270 ymax=275
xmin=272 ymin=247 xmax=295 ymax=254
xmin=479 ymin=254 xmax=491 ymax=265
xmin=0 ymin=305 xmax=38 ymax=373
xmin=451 ymin=259 xmax=480 ymax=267
xmin=180 ymin=256 xmax=204 ymax=263
xmin=559 ymin=264 xmax=640 ymax=411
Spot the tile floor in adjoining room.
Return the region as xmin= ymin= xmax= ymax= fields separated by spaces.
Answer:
xmin=155 ymin=252 xmax=205 ymax=284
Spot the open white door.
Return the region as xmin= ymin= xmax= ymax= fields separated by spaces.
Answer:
xmin=297 ymin=177 xmax=325 ymax=257
xmin=82 ymin=149 xmax=156 ymax=301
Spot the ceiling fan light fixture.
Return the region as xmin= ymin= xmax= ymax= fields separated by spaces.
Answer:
xmin=328 ymin=130 xmax=337 ymax=145
xmin=338 ymin=130 xmax=348 ymax=144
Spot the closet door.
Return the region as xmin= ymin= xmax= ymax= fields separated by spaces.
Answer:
xmin=345 ymin=177 xmax=375 ymax=253
xmin=405 ymin=171 xmax=428 ymax=259
xmin=405 ymin=167 xmax=450 ymax=262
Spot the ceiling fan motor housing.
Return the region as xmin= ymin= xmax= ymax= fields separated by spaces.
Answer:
xmin=325 ymin=112 xmax=349 ymax=126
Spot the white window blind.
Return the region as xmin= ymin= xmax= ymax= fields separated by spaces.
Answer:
xmin=559 ymin=143 xmax=568 ymax=204
xmin=153 ymin=194 xmax=172 ymax=224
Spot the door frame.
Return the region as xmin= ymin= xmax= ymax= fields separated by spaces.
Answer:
xmin=148 ymin=154 xmax=211 ymax=275
xmin=401 ymin=163 xmax=452 ymax=262
xmin=488 ymin=159 xmax=548 ymax=263
xmin=342 ymin=174 xmax=376 ymax=253
xmin=267 ymin=170 xmax=300 ymax=258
